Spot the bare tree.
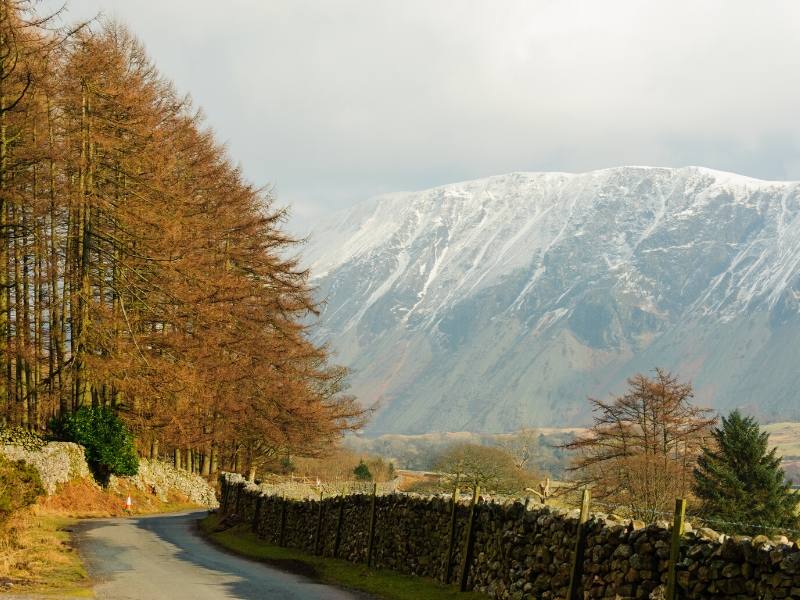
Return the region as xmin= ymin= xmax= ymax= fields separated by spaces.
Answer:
xmin=435 ymin=442 xmax=535 ymax=493
xmin=500 ymin=428 xmax=539 ymax=470
xmin=564 ymin=369 xmax=716 ymax=522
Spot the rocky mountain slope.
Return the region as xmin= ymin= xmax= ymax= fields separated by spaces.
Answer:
xmin=304 ymin=166 xmax=800 ymax=433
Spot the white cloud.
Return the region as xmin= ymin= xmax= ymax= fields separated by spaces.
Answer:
xmin=41 ymin=0 xmax=800 ymax=233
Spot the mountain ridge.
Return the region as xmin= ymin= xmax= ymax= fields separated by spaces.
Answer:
xmin=305 ymin=166 xmax=800 ymax=433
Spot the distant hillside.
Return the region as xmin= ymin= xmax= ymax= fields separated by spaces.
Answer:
xmin=307 ymin=166 xmax=800 ymax=433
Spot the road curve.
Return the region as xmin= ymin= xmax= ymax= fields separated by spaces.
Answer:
xmin=76 ymin=511 xmax=363 ymax=600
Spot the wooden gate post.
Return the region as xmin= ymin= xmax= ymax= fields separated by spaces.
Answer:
xmin=333 ymin=494 xmax=345 ymax=558
xmin=443 ymin=481 xmax=460 ymax=583
xmin=314 ymin=491 xmax=325 ymax=555
xmin=278 ymin=495 xmax=288 ymax=547
xmin=366 ymin=482 xmax=378 ymax=567
xmin=566 ymin=488 xmax=591 ymax=600
xmin=458 ymin=485 xmax=480 ymax=592
xmin=666 ymin=498 xmax=687 ymax=600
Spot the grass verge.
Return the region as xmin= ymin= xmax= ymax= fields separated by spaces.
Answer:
xmin=0 ymin=510 xmax=91 ymax=597
xmin=199 ymin=513 xmax=487 ymax=600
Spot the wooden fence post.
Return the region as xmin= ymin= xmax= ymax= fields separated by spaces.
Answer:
xmin=252 ymin=494 xmax=263 ymax=534
xmin=666 ymin=498 xmax=687 ymax=600
xmin=366 ymin=482 xmax=378 ymax=567
xmin=278 ymin=495 xmax=288 ymax=547
xmin=220 ymin=479 xmax=228 ymax=513
xmin=314 ymin=491 xmax=324 ymax=555
xmin=443 ymin=482 xmax=460 ymax=584
xmin=566 ymin=488 xmax=591 ymax=600
xmin=333 ymin=495 xmax=345 ymax=558
xmin=458 ymin=485 xmax=480 ymax=592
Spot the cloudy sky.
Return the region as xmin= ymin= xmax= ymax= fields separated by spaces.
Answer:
xmin=41 ymin=0 xmax=800 ymax=234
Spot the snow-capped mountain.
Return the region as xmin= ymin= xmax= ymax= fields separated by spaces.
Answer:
xmin=304 ymin=166 xmax=800 ymax=434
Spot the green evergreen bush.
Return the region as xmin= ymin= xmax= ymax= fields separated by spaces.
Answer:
xmin=0 ymin=456 xmax=44 ymax=522
xmin=51 ymin=407 xmax=139 ymax=482
xmin=693 ymin=410 xmax=800 ymax=535
xmin=353 ymin=459 xmax=372 ymax=481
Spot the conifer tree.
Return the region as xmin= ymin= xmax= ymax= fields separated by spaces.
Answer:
xmin=693 ymin=410 xmax=800 ymax=535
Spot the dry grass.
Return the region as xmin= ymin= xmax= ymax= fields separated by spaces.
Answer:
xmin=0 ymin=509 xmax=90 ymax=597
xmin=0 ymin=479 xmax=203 ymax=596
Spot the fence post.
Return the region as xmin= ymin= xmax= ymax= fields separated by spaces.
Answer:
xmin=252 ymin=494 xmax=263 ymax=534
xmin=220 ymin=479 xmax=228 ymax=513
xmin=278 ymin=495 xmax=288 ymax=547
xmin=443 ymin=482 xmax=460 ymax=584
xmin=333 ymin=494 xmax=345 ymax=558
xmin=366 ymin=482 xmax=378 ymax=567
xmin=314 ymin=491 xmax=324 ymax=555
xmin=566 ymin=488 xmax=591 ymax=600
xmin=458 ymin=485 xmax=480 ymax=592
xmin=666 ymin=498 xmax=687 ymax=600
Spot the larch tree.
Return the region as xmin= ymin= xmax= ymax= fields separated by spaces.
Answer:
xmin=0 ymin=3 xmax=365 ymax=477
xmin=565 ymin=369 xmax=716 ymax=522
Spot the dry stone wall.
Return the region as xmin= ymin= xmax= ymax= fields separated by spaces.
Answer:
xmin=1 ymin=442 xmax=91 ymax=494
xmin=220 ymin=473 xmax=800 ymax=599
xmin=1 ymin=441 xmax=218 ymax=507
xmin=110 ymin=459 xmax=218 ymax=508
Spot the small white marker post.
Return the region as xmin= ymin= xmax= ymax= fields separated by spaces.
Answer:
xmin=126 ymin=496 xmax=132 ymax=512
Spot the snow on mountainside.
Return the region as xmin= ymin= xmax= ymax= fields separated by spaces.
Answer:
xmin=304 ymin=166 xmax=800 ymax=434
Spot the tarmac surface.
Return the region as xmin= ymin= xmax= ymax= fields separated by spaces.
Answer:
xmin=74 ymin=510 xmax=363 ymax=599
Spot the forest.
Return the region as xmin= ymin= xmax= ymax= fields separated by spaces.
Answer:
xmin=0 ymin=1 xmax=363 ymax=476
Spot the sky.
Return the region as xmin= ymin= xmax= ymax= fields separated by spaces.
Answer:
xmin=40 ymin=0 xmax=800 ymax=235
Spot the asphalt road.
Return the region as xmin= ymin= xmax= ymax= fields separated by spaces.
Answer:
xmin=75 ymin=511 xmax=363 ymax=600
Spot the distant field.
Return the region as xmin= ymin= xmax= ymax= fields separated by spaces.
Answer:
xmin=765 ymin=422 xmax=800 ymax=457
xmin=764 ymin=422 xmax=800 ymax=483
xmin=348 ymin=424 xmax=800 ymax=482
xmin=345 ymin=428 xmax=584 ymax=478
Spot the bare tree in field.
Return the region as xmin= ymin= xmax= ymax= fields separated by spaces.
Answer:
xmin=565 ymin=369 xmax=716 ymax=522
xmin=435 ymin=442 xmax=536 ymax=493
xmin=500 ymin=428 xmax=539 ymax=471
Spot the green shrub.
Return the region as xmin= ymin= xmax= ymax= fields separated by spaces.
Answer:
xmin=0 ymin=455 xmax=44 ymax=522
xmin=51 ymin=407 xmax=139 ymax=482
xmin=0 ymin=426 xmax=46 ymax=451
xmin=353 ymin=459 xmax=372 ymax=481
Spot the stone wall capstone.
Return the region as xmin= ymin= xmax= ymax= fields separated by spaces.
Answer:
xmin=219 ymin=472 xmax=800 ymax=599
